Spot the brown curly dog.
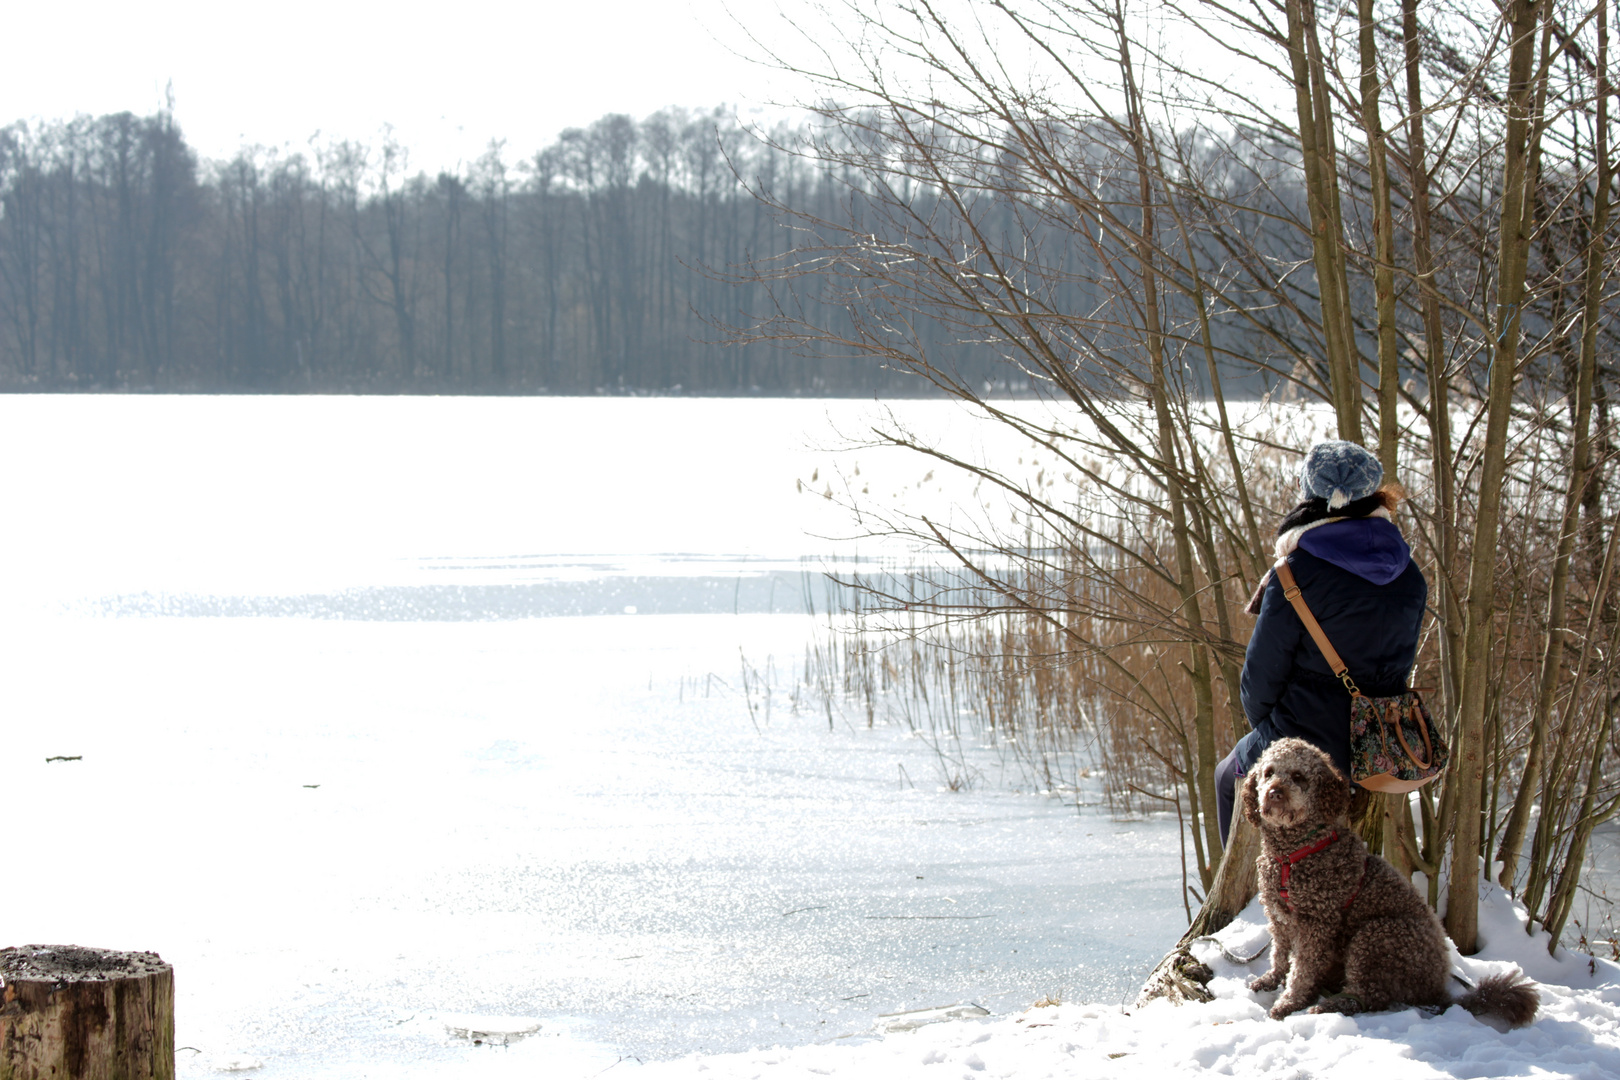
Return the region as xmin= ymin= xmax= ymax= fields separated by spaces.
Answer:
xmin=1243 ymin=738 xmax=1537 ymax=1027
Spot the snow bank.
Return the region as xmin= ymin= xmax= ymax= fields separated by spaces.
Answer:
xmin=634 ymin=885 xmax=1620 ymax=1079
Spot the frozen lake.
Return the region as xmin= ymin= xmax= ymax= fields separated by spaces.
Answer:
xmin=0 ymin=396 xmax=1184 ymax=1077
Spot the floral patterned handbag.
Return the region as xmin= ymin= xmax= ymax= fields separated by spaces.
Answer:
xmin=1273 ymin=558 xmax=1448 ymax=794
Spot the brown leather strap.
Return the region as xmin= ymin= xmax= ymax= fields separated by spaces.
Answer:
xmin=1273 ymin=557 xmax=1361 ymax=696
xmin=1273 ymin=560 xmax=1438 ymax=775
xmin=1393 ymin=703 xmax=1434 ymax=768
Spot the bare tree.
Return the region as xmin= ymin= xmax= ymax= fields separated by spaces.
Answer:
xmin=730 ymin=0 xmax=1620 ymax=971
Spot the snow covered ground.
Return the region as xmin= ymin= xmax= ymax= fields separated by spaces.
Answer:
xmin=627 ymin=885 xmax=1620 ymax=1079
xmin=2 ymin=395 xmax=1614 ymax=1079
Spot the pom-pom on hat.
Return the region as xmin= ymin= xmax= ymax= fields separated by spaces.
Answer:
xmin=1299 ymin=440 xmax=1383 ymax=510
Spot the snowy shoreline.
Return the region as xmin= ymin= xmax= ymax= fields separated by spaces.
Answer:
xmin=623 ymin=885 xmax=1620 ymax=1080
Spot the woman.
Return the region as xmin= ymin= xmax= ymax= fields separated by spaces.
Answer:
xmin=1214 ymin=440 xmax=1428 ymax=845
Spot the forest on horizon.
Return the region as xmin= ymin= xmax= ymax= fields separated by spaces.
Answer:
xmin=0 ymin=106 xmax=1303 ymax=398
xmin=0 ymin=107 xmax=993 ymax=396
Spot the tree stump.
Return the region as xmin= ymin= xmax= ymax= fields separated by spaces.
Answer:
xmin=0 ymin=946 xmax=173 ymax=1080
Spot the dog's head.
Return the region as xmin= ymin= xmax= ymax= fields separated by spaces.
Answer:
xmin=1240 ymin=738 xmax=1351 ymax=832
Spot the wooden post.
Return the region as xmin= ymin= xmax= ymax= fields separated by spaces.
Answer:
xmin=0 ymin=946 xmax=173 ymax=1080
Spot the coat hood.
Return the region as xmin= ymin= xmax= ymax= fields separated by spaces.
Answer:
xmin=1244 ymin=506 xmax=1414 ymax=614
xmin=1295 ymin=516 xmax=1412 ymax=585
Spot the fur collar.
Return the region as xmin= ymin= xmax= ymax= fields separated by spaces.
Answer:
xmin=1273 ymin=505 xmax=1393 ymax=560
xmin=1245 ymin=507 xmax=1398 ymax=615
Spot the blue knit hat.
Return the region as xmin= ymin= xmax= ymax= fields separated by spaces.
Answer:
xmin=1299 ymin=440 xmax=1383 ymax=510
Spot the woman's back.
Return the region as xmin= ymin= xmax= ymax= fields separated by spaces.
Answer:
xmin=1238 ymin=516 xmax=1427 ymax=777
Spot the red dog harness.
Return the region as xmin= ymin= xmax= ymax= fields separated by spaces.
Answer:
xmin=1275 ymin=830 xmax=1370 ymax=913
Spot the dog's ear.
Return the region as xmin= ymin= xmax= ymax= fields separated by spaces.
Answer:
xmin=1241 ymin=769 xmax=1261 ymax=826
xmin=1319 ymin=766 xmax=1353 ymax=825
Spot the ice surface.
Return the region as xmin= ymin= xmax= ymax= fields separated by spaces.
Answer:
xmin=1 ymin=612 xmax=1184 ymax=1077
xmin=877 ymin=1003 xmax=993 ymax=1032
xmin=0 ymin=394 xmax=1045 ymax=606
xmin=441 ymin=1014 xmax=543 ymax=1044
xmin=0 ymin=396 xmax=1187 ymax=1077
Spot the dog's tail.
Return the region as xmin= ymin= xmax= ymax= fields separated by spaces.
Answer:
xmin=1453 ymin=972 xmax=1539 ymax=1029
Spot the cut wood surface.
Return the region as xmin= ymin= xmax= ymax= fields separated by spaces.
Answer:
xmin=0 ymin=945 xmax=173 ymax=1080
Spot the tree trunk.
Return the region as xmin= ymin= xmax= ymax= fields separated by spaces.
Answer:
xmin=1136 ymin=812 xmax=1261 ymax=1006
xmin=1445 ymin=0 xmax=1546 ymax=955
xmin=0 ymin=945 xmax=173 ymax=1080
xmin=1496 ymin=0 xmax=1610 ymax=893
xmin=1118 ymin=30 xmax=1224 ymax=884
xmin=1350 ymin=790 xmax=1386 ymax=856
xmin=1402 ymin=0 xmax=1463 ymax=751
xmin=1359 ymin=0 xmax=1401 ymax=477
xmin=1287 ymin=0 xmax=1363 ymax=440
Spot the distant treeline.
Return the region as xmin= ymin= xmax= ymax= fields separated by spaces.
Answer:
xmin=0 ymin=108 xmax=1010 ymax=394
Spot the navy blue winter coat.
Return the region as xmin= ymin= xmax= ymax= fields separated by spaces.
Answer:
xmin=1236 ymin=517 xmax=1428 ymax=777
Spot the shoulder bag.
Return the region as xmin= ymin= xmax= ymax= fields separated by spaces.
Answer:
xmin=1273 ymin=557 xmax=1448 ymax=794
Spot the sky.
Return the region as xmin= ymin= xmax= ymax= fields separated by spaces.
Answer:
xmin=1 ymin=0 xmax=1275 ymax=180
xmin=1 ymin=0 xmax=810 ymax=173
